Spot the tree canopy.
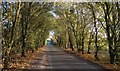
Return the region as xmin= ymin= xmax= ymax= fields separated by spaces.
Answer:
xmin=1 ymin=2 xmax=120 ymax=69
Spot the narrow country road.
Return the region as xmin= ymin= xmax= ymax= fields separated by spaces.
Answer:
xmin=25 ymin=44 xmax=106 ymax=71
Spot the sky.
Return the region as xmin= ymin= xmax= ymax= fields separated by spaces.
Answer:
xmin=49 ymin=11 xmax=59 ymax=19
xmin=49 ymin=30 xmax=55 ymax=36
xmin=0 ymin=5 xmax=2 ymax=10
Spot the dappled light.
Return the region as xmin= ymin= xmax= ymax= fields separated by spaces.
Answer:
xmin=1 ymin=1 xmax=120 ymax=71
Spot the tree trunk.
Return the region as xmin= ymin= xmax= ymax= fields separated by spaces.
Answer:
xmin=81 ymin=32 xmax=85 ymax=54
xmin=87 ymin=28 xmax=93 ymax=54
xmin=4 ymin=47 xmax=10 ymax=69
xmin=21 ymin=14 xmax=26 ymax=57
xmin=95 ymin=28 xmax=98 ymax=60
xmin=116 ymin=2 xmax=120 ymax=62
xmin=87 ymin=36 xmax=92 ymax=54
xmin=77 ymin=36 xmax=81 ymax=52
xmin=21 ymin=3 xmax=30 ymax=57
xmin=21 ymin=22 xmax=26 ymax=57
xmin=91 ymin=4 xmax=99 ymax=60
xmin=104 ymin=2 xmax=115 ymax=64
xmin=69 ymin=37 xmax=74 ymax=51
xmin=72 ymin=29 xmax=79 ymax=51
xmin=68 ymin=31 xmax=74 ymax=51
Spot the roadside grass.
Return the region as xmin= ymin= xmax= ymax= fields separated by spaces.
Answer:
xmin=63 ymin=47 xmax=120 ymax=70
xmin=1 ymin=46 xmax=45 ymax=69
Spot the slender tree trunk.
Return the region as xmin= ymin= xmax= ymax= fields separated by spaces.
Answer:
xmin=21 ymin=22 xmax=26 ymax=57
xmin=116 ymin=2 xmax=120 ymax=62
xmin=81 ymin=37 xmax=84 ymax=54
xmin=91 ymin=4 xmax=99 ymax=60
xmin=87 ymin=28 xmax=94 ymax=54
xmin=104 ymin=2 xmax=115 ymax=64
xmin=4 ymin=47 xmax=10 ymax=69
xmin=68 ymin=30 xmax=74 ymax=51
xmin=74 ymin=31 xmax=79 ymax=51
xmin=69 ymin=36 xmax=74 ymax=51
xmin=81 ymin=29 xmax=85 ymax=54
xmin=77 ymin=36 xmax=81 ymax=52
xmin=87 ymin=34 xmax=92 ymax=54
xmin=65 ymin=31 xmax=68 ymax=49
xmin=21 ymin=15 xmax=26 ymax=57
xmin=21 ymin=3 xmax=30 ymax=57
xmin=95 ymin=28 xmax=98 ymax=60
xmin=69 ymin=19 xmax=78 ymax=50
xmin=73 ymin=29 xmax=79 ymax=51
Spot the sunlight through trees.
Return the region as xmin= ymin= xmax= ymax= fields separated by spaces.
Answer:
xmin=1 ymin=1 xmax=120 ymax=69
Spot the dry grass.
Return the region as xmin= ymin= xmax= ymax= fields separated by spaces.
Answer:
xmin=1 ymin=46 xmax=45 ymax=69
xmin=64 ymin=48 xmax=120 ymax=70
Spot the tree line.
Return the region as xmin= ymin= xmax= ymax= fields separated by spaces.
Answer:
xmin=1 ymin=2 xmax=120 ymax=69
xmin=2 ymin=2 xmax=54 ymax=68
xmin=53 ymin=2 xmax=120 ymax=64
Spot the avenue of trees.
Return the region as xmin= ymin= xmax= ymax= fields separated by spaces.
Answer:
xmin=53 ymin=2 xmax=120 ymax=64
xmin=1 ymin=2 xmax=120 ymax=69
xmin=2 ymin=2 xmax=54 ymax=68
